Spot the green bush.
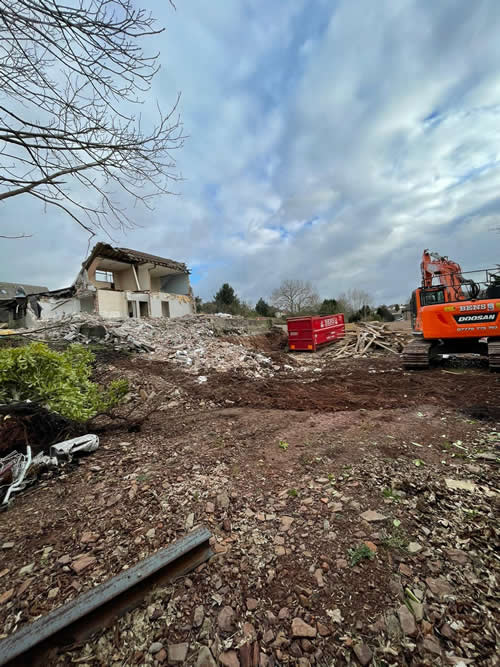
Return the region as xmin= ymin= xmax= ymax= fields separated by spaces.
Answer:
xmin=0 ymin=342 xmax=128 ymax=422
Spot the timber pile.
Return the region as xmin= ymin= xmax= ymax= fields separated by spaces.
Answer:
xmin=326 ymin=321 xmax=411 ymax=359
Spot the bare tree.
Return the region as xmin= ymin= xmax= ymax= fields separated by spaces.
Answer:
xmin=271 ymin=280 xmax=319 ymax=314
xmin=337 ymin=288 xmax=372 ymax=314
xmin=0 ymin=0 xmax=184 ymax=238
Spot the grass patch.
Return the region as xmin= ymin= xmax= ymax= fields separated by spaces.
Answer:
xmin=382 ymin=487 xmax=400 ymax=501
xmin=381 ymin=525 xmax=409 ymax=551
xmin=348 ymin=544 xmax=375 ymax=567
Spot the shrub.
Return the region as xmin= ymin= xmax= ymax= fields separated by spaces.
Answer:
xmin=0 ymin=342 xmax=128 ymax=422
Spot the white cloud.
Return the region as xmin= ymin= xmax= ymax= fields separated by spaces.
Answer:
xmin=2 ymin=0 xmax=500 ymax=307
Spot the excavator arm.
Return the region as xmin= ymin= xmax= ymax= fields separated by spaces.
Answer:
xmin=420 ymin=249 xmax=479 ymax=301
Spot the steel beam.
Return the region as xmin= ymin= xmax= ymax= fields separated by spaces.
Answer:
xmin=0 ymin=526 xmax=213 ymax=666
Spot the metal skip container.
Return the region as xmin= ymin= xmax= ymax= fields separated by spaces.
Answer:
xmin=287 ymin=314 xmax=345 ymax=351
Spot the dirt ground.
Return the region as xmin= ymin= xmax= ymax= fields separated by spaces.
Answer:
xmin=0 ymin=335 xmax=498 ymax=666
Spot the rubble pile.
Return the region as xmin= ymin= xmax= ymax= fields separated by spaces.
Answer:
xmin=18 ymin=314 xmax=291 ymax=379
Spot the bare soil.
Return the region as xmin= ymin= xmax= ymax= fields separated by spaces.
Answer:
xmin=0 ymin=338 xmax=498 ymax=666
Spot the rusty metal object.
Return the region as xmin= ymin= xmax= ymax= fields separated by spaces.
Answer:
xmin=0 ymin=526 xmax=213 ymax=666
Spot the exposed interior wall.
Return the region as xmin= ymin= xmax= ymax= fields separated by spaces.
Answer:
xmin=97 ymin=289 xmax=127 ymax=318
xmin=86 ymin=258 xmax=115 ymax=290
xmin=137 ymin=265 xmax=151 ymax=291
xmin=114 ymin=267 xmax=137 ymax=291
xmin=160 ymin=273 xmax=190 ymax=296
xmin=150 ymin=276 xmax=161 ymax=291
xmin=40 ymin=297 xmax=82 ymax=320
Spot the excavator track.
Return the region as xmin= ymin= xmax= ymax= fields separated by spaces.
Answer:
xmin=488 ymin=338 xmax=500 ymax=371
xmin=402 ymin=338 xmax=434 ymax=369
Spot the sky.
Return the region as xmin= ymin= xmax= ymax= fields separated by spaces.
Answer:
xmin=1 ymin=0 xmax=500 ymax=305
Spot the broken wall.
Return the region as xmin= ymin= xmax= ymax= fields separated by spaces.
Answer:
xmin=150 ymin=293 xmax=194 ymax=318
xmin=96 ymin=290 xmax=127 ymax=319
xmin=40 ymin=297 xmax=82 ymax=320
xmin=161 ymin=273 xmax=190 ymax=296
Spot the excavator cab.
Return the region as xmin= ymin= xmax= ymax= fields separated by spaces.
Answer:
xmin=420 ymin=287 xmax=446 ymax=306
xmin=409 ymin=287 xmax=446 ymax=331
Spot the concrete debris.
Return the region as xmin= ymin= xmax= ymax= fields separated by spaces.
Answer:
xmin=15 ymin=314 xmax=290 ymax=378
xmin=353 ymin=642 xmax=373 ymax=666
xmin=149 ymin=641 xmax=164 ymax=654
xmin=217 ymin=605 xmax=236 ymax=632
xmin=408 ymin=541 xmax=423 ymax=554
xmin=50 ymin=434 xmax=99 ymax=459
xmin=291 ymin=618 xmax=317 ymax=638
xmin=360 ymin=510 xmax=387 ymax=522
xmin=196 ymin=646 xmax=217 ymax=667
xmin=398 ymin=604 xmax=417 ymax=636
xmin=168 ymin=642 xmax=189 ymax=663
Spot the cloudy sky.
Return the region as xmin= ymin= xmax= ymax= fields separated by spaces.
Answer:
xmin=1 ymin=0 xmax=500 ymax=305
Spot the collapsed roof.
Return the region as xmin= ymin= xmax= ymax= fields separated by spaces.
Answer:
xmin=82 ymin=244 xmax=190 ymax=274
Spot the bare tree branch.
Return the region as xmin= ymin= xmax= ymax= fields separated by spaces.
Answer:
xmin=271 ymin=280 xmax=320 ymax=314
xmin=0 ymin=0 xmax=184 ymax=237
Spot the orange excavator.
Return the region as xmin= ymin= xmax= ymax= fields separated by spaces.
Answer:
xmin=402 ymin=249 xmax=500 ymax=369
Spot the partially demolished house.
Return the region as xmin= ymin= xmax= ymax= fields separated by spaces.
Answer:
xmin=0 ymin=283 xmax=48 ymax=328
xmin=40 ymin=244 xmax=195 ymax=320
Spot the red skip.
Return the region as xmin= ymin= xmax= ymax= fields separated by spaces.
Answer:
xmin=287 ymin=314 xmax=345 ymax=352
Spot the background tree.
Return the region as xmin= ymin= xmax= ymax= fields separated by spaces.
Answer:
xmin=318 ymin=298 xmax=339 ymax=315
xmin=198 ymin=301 xmax=217 ymax=314
xmin=377 ymin=305 xmax=395 ymax=322
xmin=214 ymin=283 xmax=240 ymax=314
xmin=338 ymin=288 xmax=373 ymax=314
xmin=271 ymin=280 xmax=319 ymax=315
xmin=255 ymin=298 xmax=273 ymax=317
xmin=0 ymin=0 xmax=183 ymax=239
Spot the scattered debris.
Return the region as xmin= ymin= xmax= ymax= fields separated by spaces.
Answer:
xmin=0 ymin=435 xmax=99 ymax=506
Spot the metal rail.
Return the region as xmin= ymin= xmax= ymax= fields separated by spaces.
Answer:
xmin=0 ymin=526 xmax=213 ymax=666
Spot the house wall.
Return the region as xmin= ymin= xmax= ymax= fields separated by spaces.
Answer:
xmin=161 ymin=273 xmax=190 ymax=296
xmin=169 ymin=297 xmax=193 ymax=318
xmin=150 ymin=292 xmax=194 ymax=318
xmin=39 ymin=297 xmax=82 ymax=320
xmin=96 ymin=289 xmax=127 ymax=318
xmin=150 ymin=276 xmax=161 ymax=291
